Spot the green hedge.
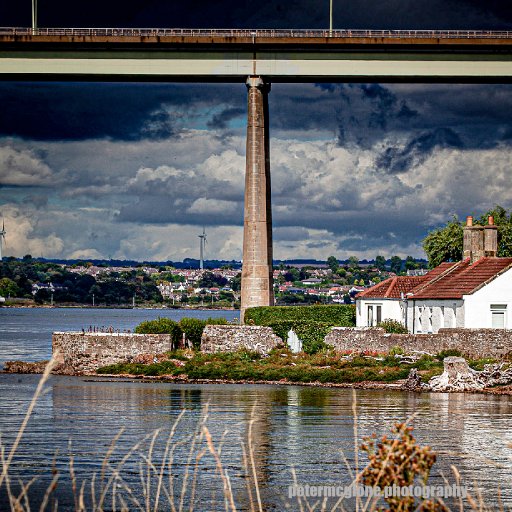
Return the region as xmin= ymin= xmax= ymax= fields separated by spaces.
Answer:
xmin=135 ymin=317 xmax=183 ymax=336
xmin=244 ymin=305 xmax=355 ymax=354
xmin=134 ymin=316 xmax=228 ymax=351
xmin=244 ymin=304 xmax=356 ymax=326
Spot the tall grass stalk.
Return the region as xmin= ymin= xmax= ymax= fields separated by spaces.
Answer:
xmin=0 ymin=351 xmax=59 ymax=491
xmin=0 ymin=358 xmax=507 ymax=511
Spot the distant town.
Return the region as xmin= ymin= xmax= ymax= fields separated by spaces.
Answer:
xmin=0 ymin=255 xmax=427 ymax=308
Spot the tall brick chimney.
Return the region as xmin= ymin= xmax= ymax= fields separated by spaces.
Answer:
xmin=463 ymin=216 xmax=485 ymax=264
xmin=484 ymin=216 xmax=498 ymax=257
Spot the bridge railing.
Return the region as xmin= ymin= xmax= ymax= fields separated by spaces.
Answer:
xmin=1 ymin=27 xmax=512 ymax=39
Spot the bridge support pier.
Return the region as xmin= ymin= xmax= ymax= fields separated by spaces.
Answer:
xmin=240 ymin=76 xmax=274 ymax=322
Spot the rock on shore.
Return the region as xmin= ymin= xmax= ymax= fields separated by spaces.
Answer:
xmin=3 ymin=361 xmax=49 ymax=374
xmin=403 ymin=356 xmax=512 ymax=392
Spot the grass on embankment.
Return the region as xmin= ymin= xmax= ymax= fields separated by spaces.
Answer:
xmin=96 ymin=348 xmax=500 ymax=384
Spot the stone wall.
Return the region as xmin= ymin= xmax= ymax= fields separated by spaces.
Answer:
xmin=325 ymin=327 xmax=512 ymax=359
xmin=201 ymin=325 xmax=282 ymax=354
xmin=50 ymin=326 xmax=512 ymax=377
xmin=52 ymin=332 xmax=174 ymax=375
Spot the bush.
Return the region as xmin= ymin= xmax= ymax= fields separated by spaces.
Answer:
xmin=178 ymin=318 xmax=206 ymax=350
xmin=135 ymin=316 xmax=228 ymax=351
xmin=244 ymin=304 xmax=356 ymax=326
xmin=134 ymin=317 xmax=183 ymax=348
xmin=389 ymin=345 xmax=405 ymax=356
xmin=378 ymin=319 xmax=408 ymax=334
xmin=436 ymin=349 xmax=462 ymax=360
xmin=361 ymin=423 xmax=440 ymax=510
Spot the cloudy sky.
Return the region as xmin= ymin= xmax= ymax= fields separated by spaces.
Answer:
xmin=1 ymin=1 xmax=512 ymax=262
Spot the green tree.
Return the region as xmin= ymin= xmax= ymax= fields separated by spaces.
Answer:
xmin=477 ymin=205 xmax=512 ymax=257
xmin=198 ymin=272 xmax=228 ymax=288
xmin=230 ymin=273 xmax=241 ymax=292
xmin=422 ymin=216 xmax=464 ymax=268
xmin=422 ymin=206 xmax=512 ymax=268
xmin=389 ymin=256 xmax=403 ymax=274
xmin=179 ymin=317 xmax=228 ymax=350
xmin=326 ymin=255 xmax=339 ymax=273
xmin=0 ymin=277 xmax=20 ymax=298
xmin=405 ymin=255 xmax=418 ymax=271
xmin=283 ymin=268 xmax=300 ymax=282
xmin=348 ymin=256 xmax=359 ymax=268
xmin=135 ymin=318 xmax=183 ymax=349
xmin=375 ymin=255 xmax=386 ymax=271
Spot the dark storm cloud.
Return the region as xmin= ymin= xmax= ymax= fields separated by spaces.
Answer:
xmin=117 ymin=196 xmax=243 ymax=226
xmin=274 ymin=207 xmax=427 ymax=251
xmin=22 ymin=194 xmax=48 ymax=209
xmin=274 ymin=226 xmax=311 ymax=242
xmin=376 ymin=127 xmax=464 ymax=174
xmin=312 ymin=83 xmax=418 ymax=149
xmin=0 ymin=83 xmax=244 ymax=141
xmin=2 ymin=79 xmax=511 ymax=156
xmin=207 ymin=107 xmax=246 ymax=130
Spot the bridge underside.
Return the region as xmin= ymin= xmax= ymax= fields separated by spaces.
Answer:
xmin=1 ymin=51 xmax=512 ymax=83
xmin=1 ymin=32 xmax=512 ymax=82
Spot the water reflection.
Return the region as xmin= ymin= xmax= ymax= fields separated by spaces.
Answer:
xmin=0 ymin=375 xmax=510 ymax=510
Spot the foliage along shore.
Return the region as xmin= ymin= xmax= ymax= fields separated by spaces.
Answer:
xmin=4 ymin=349 xmax=512 ymax=394
xmin=94 ymin=347 xmax=509 ymax=388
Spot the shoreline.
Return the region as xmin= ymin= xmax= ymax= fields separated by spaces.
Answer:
xmin=3 ymin=367 xmax=512 ymax=395
xmin=0 ymin=304 xmax=237 ymax=310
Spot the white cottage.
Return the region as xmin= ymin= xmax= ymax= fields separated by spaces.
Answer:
xmin=356 ymin=215 xmax=512 ymax=333
xmin=356 ymin=276 xmax=425 ymax=327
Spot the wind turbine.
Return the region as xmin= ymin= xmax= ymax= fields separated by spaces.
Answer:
xmin=198 ymin=228 xmax=207 ymax=270
xmin=0 ymin=220 xmax=5 ymax=261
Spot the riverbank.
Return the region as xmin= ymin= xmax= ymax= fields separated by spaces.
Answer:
xmin=5 ymin=347 xmax=512 ymax=394
xmin=3 ymin=368 xmax=512 ymax=394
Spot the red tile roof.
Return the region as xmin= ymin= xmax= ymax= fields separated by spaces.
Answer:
xmin=357 ymin=276 xmax=427 ymax=299
xmin=357 ymin=257 xmax=512 ymax=300
xmin=410 ymin=257 xmax=512 ymax=299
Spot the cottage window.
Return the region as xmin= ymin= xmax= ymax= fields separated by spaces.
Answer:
xmin=417 ymin=307 xmax=422 ymax=333
xmin=367 ymin=304 xmax=382 ymax=326
xmin=452 ymin=304 xmax=457 ymax=328
xmin=427 ymin=307 xmax=433 ymax=333
xmin=491 ymin=304 xmax=507 ymax=329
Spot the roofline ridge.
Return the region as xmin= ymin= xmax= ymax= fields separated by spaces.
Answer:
xmin=356 ymin=277 xmax=388 ymax=298
xmin=409 ymin=259 xmax=464 ymax=296
xmin=465 ymin=260 xmax=512 ymax=296
xmin=384 ymin=276 xmax=397 ymax=298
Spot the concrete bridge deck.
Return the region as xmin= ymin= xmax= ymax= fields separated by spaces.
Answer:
xmin=1 ymin=28 xmax=512 ymax=82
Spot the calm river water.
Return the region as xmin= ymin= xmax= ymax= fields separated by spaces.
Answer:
xmin=0 ymin=307 xmax=511 ymax=510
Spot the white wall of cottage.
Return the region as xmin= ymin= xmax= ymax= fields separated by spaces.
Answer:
xmin=406 ymin=299 xmax=465 ymax=333
xmin=356 ymin=298 xmax=405 ymax=327
xmin=464 ymin=269 xmax=512 ymax=328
